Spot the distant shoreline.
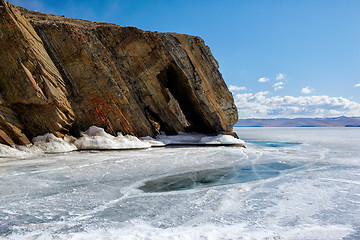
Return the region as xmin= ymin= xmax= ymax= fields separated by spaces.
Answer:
xmin=235 ymin=116 xmax=360 ymax=127
xmin=235 ymin=126 xmax=360 ymax=127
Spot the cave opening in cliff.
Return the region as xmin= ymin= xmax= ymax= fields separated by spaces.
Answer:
xmin=145 ymin=106 xmax=178 ymax=135
xmin=157 ymin=64 xmax=213 ymax=134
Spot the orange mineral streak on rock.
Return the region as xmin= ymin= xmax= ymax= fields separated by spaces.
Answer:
xmin=20 ymin=63 xmax=45 ymax=96
xmin=0 ymin=0 xmax=238 ymax=145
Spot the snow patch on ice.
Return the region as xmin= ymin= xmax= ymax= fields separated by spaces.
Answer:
xmin=200 ymin=134 xmax=245 ymax=145
xmin=73 ymin=126 xmax=151 ymax=150
xmin=0 ymin=143 xmax=26 ymax=158
xmin=140 ymin=136 xmax=166 ymax=147
xmin=156 ymin=132 xmax=245 ymax=146
xmin=32 ymin=133 xmax=77 ymax=153
xmin=0 ymin=133 xmax=76 ymax=157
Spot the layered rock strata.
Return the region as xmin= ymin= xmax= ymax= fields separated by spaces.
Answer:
xmin=0 ymin=0 xmax=238 ymax=146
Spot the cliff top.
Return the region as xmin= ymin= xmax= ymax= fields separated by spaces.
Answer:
xmin=17 ymin=6 xmax=135 ymax=30
xmin=17 ymin=5 xmax=191 ymax=39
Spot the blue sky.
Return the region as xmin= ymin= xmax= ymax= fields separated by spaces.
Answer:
xmin=9 ymin=0 xmax=360 ymax=119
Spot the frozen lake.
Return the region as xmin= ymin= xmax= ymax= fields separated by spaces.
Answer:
xmin=1 ymin=127 xmax=360 ymax=239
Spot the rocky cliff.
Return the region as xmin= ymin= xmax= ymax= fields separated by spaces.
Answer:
xmin=0 ymin=0 xmax=238 ymax=146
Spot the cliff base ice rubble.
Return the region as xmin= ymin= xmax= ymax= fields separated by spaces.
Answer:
xmin=0 ymin=126 xmax=244 ymax=157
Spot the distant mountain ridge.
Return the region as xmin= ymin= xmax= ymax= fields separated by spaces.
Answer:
xmin=235 ymin=116 xmax=360 ymax=127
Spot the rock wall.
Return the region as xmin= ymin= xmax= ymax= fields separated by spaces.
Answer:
xmin=0 ymin=0 xmax=74 ymax=145
xmin=0 ymin=0 xmax=238 ymax=146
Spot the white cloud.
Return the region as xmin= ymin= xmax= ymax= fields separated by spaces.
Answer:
xmin=276 ymin=73 xmax=286 ymax=81
xmin=233 ymin=92 xmax=360 ymax=119
xmin=273 ymin=81 xmax=284 ymax=91
xmin=229 ymin=85 xmax=247 ymax=92
xmin=354 ymin=83 xmax=360 ymax=87
xmin=301 ymin=86 xmax=314 ymax=94
xmin=258 ymin=77 xmax=270 ymax=83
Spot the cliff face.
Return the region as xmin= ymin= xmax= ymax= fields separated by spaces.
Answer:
xmin=0 ymin=0 xmax=238 ymax=146
xmin=0 ymin=0 xmax=74 ymax=145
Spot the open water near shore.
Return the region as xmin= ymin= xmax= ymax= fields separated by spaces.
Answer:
xmin=1 ymin=127 xmax=360 ymax=239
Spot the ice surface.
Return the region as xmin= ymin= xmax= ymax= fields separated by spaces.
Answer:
xmin=1 ymin=127 xmax=360 ymax=239
xmin=139 ymin=162 xmax=299 ymax=192
xmin=244 ymin=139 xmax=301 ymax=148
